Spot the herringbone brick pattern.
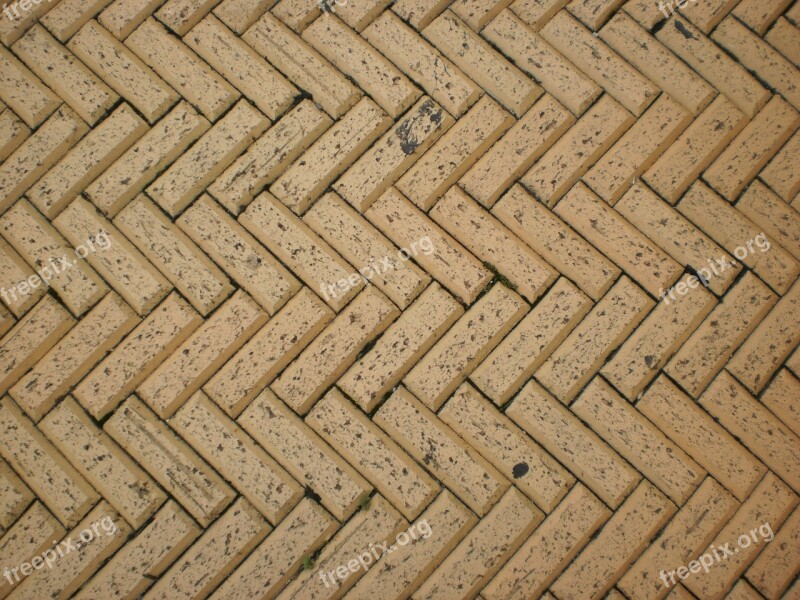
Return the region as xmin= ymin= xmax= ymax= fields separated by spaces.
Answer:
xmin=0 ymin=0 xmax=798 ymax=598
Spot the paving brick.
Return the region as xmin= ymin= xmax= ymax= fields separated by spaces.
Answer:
xmin=75 ymin=501 xmax=200 ymax=600
xmin=510 ymin=0 xmax=570 ymax=30
xmin=0 ymin=458 xmax=34 ymax=529
xmin=483 ymin=483 xmax=610 ymax=600
xmin=172 ymin=391 xmax=303 ymax=523
xmin=155 ymin=0 xmax=215 ymax=34
xmin=732 ymin=0 xmax=792 ymax=35
xmin=522 ymin=95 xmax=634 ymax=206
xmin=178 ymin=195 xmax=300 ymax=315
xmin=321 ymin=0 xmax=388 ymax=30
xmin=492 ymin=184 xmax=620 ymax=300
xmin=271 ymin=98 xmax=392 ymax=215
xmin=745 ymin=505 xmax=800 ymax=599
xmin=211 ymin=498 xmax=338 ymax=599
xmin=67 ymin=19 xmax=178 ymax=123
xmin=0 ymin=237 xmax=44 ymax=318
xmin=204 ymin=288 xmax=332 ymax=417
xmin=761 ymin=369 xmax=800 ymax=437
xmin=423 ymin=10 xmax=542 ymax=117
xmin=73 ymin=292 xmax=202 ymax=418
xmin=85 ymin=102 xmax=210 ymax=217
xmin=0 ymin=395 xmax=98 ymax=527
xmin=551 ymin=480 xmax=677 ymax=600
xmin=98 ymin=0 xmax=168 ymax=39
xmin=104 ymin=395 xmax=235 ymax=526
xmin=416 ymin=488 xmax=543 ymax=600
xmin=395 ymin=95 xmax=514 ymax=210
xmin=213 ymin=0 xmax=274 ymax=33
xmin=138 ymin=290 xmax=266 ymax=418
xmin=304 ymin=193 xmax=430 ymax=309
xmin=459 ymin=93 xmax=576 ymax=206
xmin=618 ymin=477 xmax=739 ymax=600
xmin=759 ymin=130 xmax=800 ymax=202
xmin=643 ymin=95 xmax=747 ymax=204
xmin=567 ymin=0 xmax=624 ymax=29
xmin=636 ymin=376 xmax=766 ymax=501
xmin=242 ymin=12 xmax=361 ymax=119
xmin=0 ymin=45 xmax=59 ymax=129
xmin=362 ymin=11 xmax=481 ymax=118
xmin=507 ymin=380 xmax=640 ymax=507
xmin=655 ymin=17 xmax=769 ymax=118
xmin=472 ymin=277 xmax=591 ymax=404
xmin=39 ymin=397 xmax=165 ymax=529
xmin=404 ymin=284 xmax=527 ymax=409
xmin=573 ymin=378 xmax=704 ymax=504
xmin=270 ymin=0 xmax=322 ymax=32
xmin=451 ymin=0 xmax=513 ymax=29
xmin=0 ymin=109 xmax=29 ymax=162
xmin=391 ymin=0 xmax=451 ymax=28
xmin=125 ymin=17 xmax=238 ymax=120
xmin=765 ymin=17 xmax=800 ymax=67
xmin=375 ymin=387 xmax=509 ymax=515
xmin=10 ymin=292 xmax=138 ymax=421
xmin=306 ymin=388 xmax=439 ymax=520
xmin=271 ymin=286 xmax=398 ymax=414
xmin=678 ymin=0 xmax=739 ymax=33
xmin=38 ymin=0 xmax=114 ymax=41
xmin=346 ymin=490 xmax=477 ymax=599
xmin=114 ymin=194 xmax=233 ymax=315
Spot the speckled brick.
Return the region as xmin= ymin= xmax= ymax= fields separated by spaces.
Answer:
xmin=392 ymin=0 xmax=450 ymax=29
xmin=0 ymin=46 xmax=60 ymax=128
xmin=745 ymin=504 xmax=800 ymax=599
xmin=0 ymin=109 xmax=29 ymax=162
xmin=0 ymin=458 xmax=34 ymax=529
xmin=759 ymin=132 xmax=800 ymax=204
xmin=39 ymin=0 xmax=113 ymax=41
xmin=156 ymin=0 xmax=216 ymax=34
xmin=0 ymin=239 xmax=44 ymax=318
xmin=761 ymin=369 xmax=800 ymax=437
xmin=213 ymin=0 xmax=272 ymax=33
xmin=99 ymin=0 xmax=167 ymax=39
xmin=765 ymin=17 xmax=800 ymax=67
xmin=732 ymin=0 xmax=792 ymax=35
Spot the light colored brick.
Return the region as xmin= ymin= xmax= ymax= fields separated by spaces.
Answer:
xmin=0 ymin=109 xmax=29 ymax=162
xmin=0 ymin=458 xmax=34 ymax=530
xmin=753 ymin=154 xmax=800 ymax=237
xmin=761 ymin=369 xmax=800 ymax=437
xmin=155 ymin=0 xmax=215 ymax=34
xmin=0 ymin=239 xmax=44 ymax=319
xmin=0 ymin=46 xmax=60 ymax=128
xmin=98 ymin=0 xmax=169 ymax=38
xmin=732 ymin=0 xmax=793 ymax=35
xmin=746 ymin=505 xmax=800 ymax=599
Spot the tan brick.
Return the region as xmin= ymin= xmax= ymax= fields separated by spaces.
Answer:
xmin=105 ymin=395 xmax=235 ymax=526
xmin=338 ymin=283 xmax=462 ymax=411
xmin=145 ymin=498 xmax=270 ymax=599
xmin=238 ymin=390 xmax=372 ymax=521
xmin=10 ymin=293 xmax=139 ymax=421
xmin=240 ymin=192 xmax=361 ymax=312
xmin=366 ymin=188 xmax=492 ymax=304
xmin=510 ymin=0 xmax=570 ymax=30
xmin=405 ymin=284 xmax=527 ymax=409
xmin=211 ymin=499 xmax=338 ymax=600
xmin=551 ymin=481 xmax=677 ymax=600
xmin=86 ymin=102 xmax=208 ymax=217
xmin=67 ymin=20 xmax=178 ymax=123
xmin=0 ymin=295 xmax=74 ymax=396
xmin=125 ymin=17 xmax=238 ymax=120
xmin=441 ymin=383 xmax=574 ymax=512
xmin=39 ymin=0 xmax=113 ymax=41
xmin=0 ymin=109 xmax=29 ymax=162
xmin=39 ymin=397 xmax=165 ymax=529
xmin=760 ymin=132 xmax=800 ymax=204
xmin=451 ymin=0 xmax=513 ymax=29
xmin=555 ymin=183 xmax=682 ymax=296
xmin=0 ymin=106 xmax=88 ymax=215
xmin=0 ymin=46 xmax=60 ymax=128
xmin=573 ymin=378 xmax=705 ymax=504
xmin=507 ymin=380 xmax=640 ymax=508
xmin=213 ymin=0 xmax=273 ymax=33
xmin=492 ymin=185 xmax=619 ymax=299
xmin=178 ymin=195 xmax=300 ymax=315
xmin=306 ymin=388 xmax=439 ymax=520
xmin=765 ymin=17 xmax=800 ymax=67
xmin=685 ymin=473 xmax=798 ymax=599
xmin=619 ymin=477 xmax=739 ymax=600
xmin=636 ymin=376 xmax=766 ymax=501
xmin=705 ymin=96 xmax=799 ymax=201
xmin=75 ymin=501 xmax=200 ymax=600
xmin=0 ymin=238 xmax=44 ymax=317
xmin=701 ymin=372 xmax=800 ymax=493
xmin=375 ymin=387 xmax=509 ymax=515
xmin=10 ymin=503 xmax=130 ymax=600
xmin=0 ymin=457 xmax=34 ymax=529
xmin=417 ymin=488 xmax=543 ymax=599
xmin=395 ymin=95 xmax=514 ymax=210
xmin=643 ymin=96 xmax=747 ymax=203
xmin=484 ymin=483 xmax=610 ymax=600
xmin=323 ymin=0 xmax=388 ymax=30
xmin=114 ymin=195 xmax=233 ymax=315
xmin=346 ymin=491 xmax=477 ymax=600
xmin=54 ymin=197 xmax=170 ymax=316
xmin=98 ymin=0 xmax=167 ymax=38
xmin=761 ymin=369 xmax=800 ymax=437
xmin=271 ymin=0 xmax=323 ymax=32
xmin=391 ymin=0 xmax=451 ymax=29
xmin=424 ymin=10 xmax=541 ymax=117
xmin=138 ymin=290 xmax=266 ymax=418
xmin=567 ymin=0 xmax=625 ymax=29
xmin=73 ymin=292 xmax=202 ymax=419
xmin=601 ymin=273 xmax=716 ymax=400
xmin=155 ymin=0 xmax=215 ymax=34
xmin=242 ymin=12 xmax=361 ymax=118
xmin=0 ymin=395 xmax=98 ymax=527
xmin=272 ymin=286 xmax=398 ymax=414
xmin=746 ymin=505 xmax=800 ymax=599
xmin=472 ymin=277 xmax=591 ymax=404
xmin=462 ymin=95 xmax=576 ymax=208
xmin=655 ymin=17 xmax=769 ymax=118
xmin=733 ymin=0 xmax=792 ymax=35
xmin=524 ymin=95 xmax=634 ymax=206
xmin=304 ymin=192 xmax=431 ymax=309
xmin=209 ymin=100 xmax=331 ymax=214
xmin=362 ymin=11 xmax=480 ymax=118
xmin=678 ymin=0 xmax=739 ymax=32
xmin=13 ymin=25 xmax=118 ymax=125
xmin=536 ymin=276 xmax=653 ymax=403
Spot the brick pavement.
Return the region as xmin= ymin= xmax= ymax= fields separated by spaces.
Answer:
xmin=0 ymin=1 xmax=799 ymax=598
